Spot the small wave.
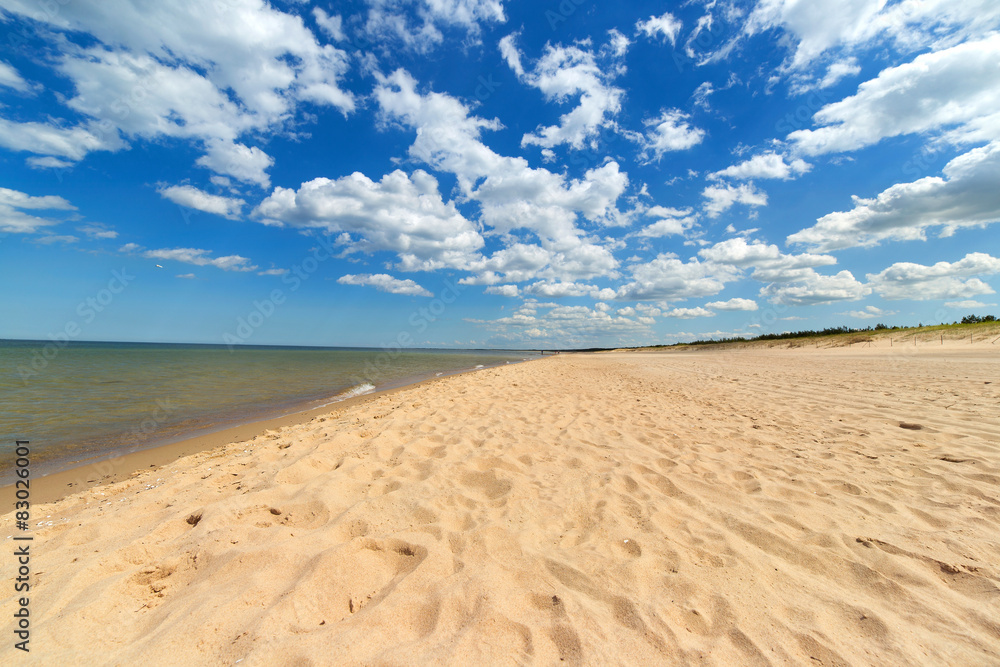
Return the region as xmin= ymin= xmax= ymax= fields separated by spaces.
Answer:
xmin=475 ymin=364 xmax=485 ymax=369
xmin=339 ymin=382 xmax=376 ymax=399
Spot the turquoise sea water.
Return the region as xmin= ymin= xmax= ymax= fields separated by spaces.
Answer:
xmin=0 ymin=340 xmax=537 ymax=481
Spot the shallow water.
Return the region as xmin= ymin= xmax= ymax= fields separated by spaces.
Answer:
xmin=0 ymin=340 xmax=536 ymax=479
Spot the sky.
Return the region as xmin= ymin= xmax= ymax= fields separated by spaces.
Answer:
xmin=1 ymin=0 xmax=999 ymax=349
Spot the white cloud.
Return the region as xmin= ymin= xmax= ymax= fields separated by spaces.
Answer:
xmin=503 ymin=37 xmax=625 ymax=151
xmin=461 ymin=244 xmax=552 ymax=285
xmin=0 ymin=0 xmax=353 ymax=177
xmin=788 ymin=142 xmax=1000 ymax=251
xmin=638 ymin=206 xmax=697 ymax=237
xmin=255 ymin=169 xmax=484 ymax=271
xmin=944 ymin=300 xmax=995 ymax=309
xmin=0 ymin=188 xmax=76 ymax=211
xmin=257 ymin=268 xmax=288 ymax=276
xmin=0 ymin=187 xmax=77 ymax=234
xmin=789 ymin=35 xmax=1000 ymax=155
xmin=176 ymin=273 xmax=196 ymax=279
xmin=485 ymin=284 xmax=519 ymax=297
xmin=701 ymin=182 xmax=768 ymax=218
xmin=635 ymin=12 xmax=682 ymax=45
xmin=468 ymin=299 xmax=654 ymax=346
xmin=158 ymin=185 xmax=245 ymax=220
xmin=760 ymin=270 xmax=871 ymax=305
xmin=365 ymin=0 xmax=506 ymax=52
xmin=709 ymin=152 xmax=811 ymax=181
xmin=745 ymin=0 xmax=1000 ymax=71
xmin=794 ymin=58 xmax=861 ymax=93
xmin=35 ymin=234 xmax=78 ymax=245
xmin=0 ymin=61 xmax=29 ymax=91
xmin=524 ymin=281 xmax=598 ymax=298
xmin=866 ymin=252 xmax=1000 ymax=301
xmin=698 ymin=237 xmax=837 ymax=283
xmin=313 ymin=8 xmax=345 ymax=41
xmin=640 ymin=109 xmax=705 ymax=162
xmin=77 ymin=224 xmax=118 ymax=240
xmin=0 ymin=118 xmax=116 ymax=161
xmin=136 ymin=246 xmax=257 ymax=272
xmin=607 ymin=29 xmax=630 ymax=58
xmin=663 ymin=307 xmax=714 ymax=319
xmin=27 ymin=156 xmax=75 ymax=170
xmin=196 ymin=140 xmax=275 ymax=189
xmin=692 ymin=82 xmax=714 ymax=110
xmin=616 ymin=255 xmax=738 ymax=301
xmin=745 ymin=0 xmax=885 ymax=70
xmin=842 ymin=305 xmax=896 ymax=319
xmin=374 ymin=69 xmax=627 ymax=283
xmin=705 ymin=297 xmax=759 ymax=311
xmin=338 ymin=273 xmax=433 ymax=297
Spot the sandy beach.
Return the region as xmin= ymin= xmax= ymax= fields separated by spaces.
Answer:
xmin=4 ymin=345 xmax=1000 ymax=665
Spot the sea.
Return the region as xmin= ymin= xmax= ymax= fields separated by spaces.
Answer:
xmin=0 ymin=340 xmax=538 ymax=483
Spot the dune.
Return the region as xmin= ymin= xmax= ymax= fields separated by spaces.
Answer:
xmin=4 ymin=347 xmax=1000 ymax=664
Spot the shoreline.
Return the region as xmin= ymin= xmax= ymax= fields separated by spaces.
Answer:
xmin=2 ymin=357 xmax=541 ymax=506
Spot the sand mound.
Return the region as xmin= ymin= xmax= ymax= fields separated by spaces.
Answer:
xmin=5 ymin=348 xmax=1000 ymax=664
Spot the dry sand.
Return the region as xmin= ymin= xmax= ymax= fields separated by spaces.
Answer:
xmin=4 ymin=346 xmax=1000 ymax=665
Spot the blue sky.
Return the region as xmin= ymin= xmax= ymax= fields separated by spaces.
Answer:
xmin=1 ymin=0 xmax=999 ymax=348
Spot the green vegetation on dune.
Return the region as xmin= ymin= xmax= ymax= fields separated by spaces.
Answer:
xmin=639 ymin=315 xmax=1000 ymax=351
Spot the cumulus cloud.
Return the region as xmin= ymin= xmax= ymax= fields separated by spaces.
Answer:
xmin=374 ymin=69 xmax=626 ymax=283
xmin=313 ymin=8 xmax=345 ymax=41
xmin=77 ymin=224 xmax=118 ymax=240
xmin=709 ymin=152 xmax=811 ymax=181
xmin=255 ymin=168 xmax=484 ymax=271
xmin=35 ymin=234 xmax=78 ymax=245
xmin=698 ymin=237 xmax=837 ymax=283
xmin=468 ymin=299 xmax=654 ymax=346
xmin=759 ymin=270 xmax=871 ymax=305
xmin=27 ymin=156 xmax=75 ymax=170
xmin=128 ymin=246 xmax=257 ymax=272
xmin=158 ymin=185 xmax=244 ymax=220
xmin=338 ymin=273 xmax=433 ymax=297
xmin=0 ymin=61 xmax=29 ymax=91
xmin=789 ymin=35 xmax=1000 ymax=155
xmin=638 ymin=206 xmax=697 ymax=237
xmin=0 ymin=187 xmax=77 ymax=234
xmin=745 ymin=0 xmax=1000 ymax=71
xmin=793 ymin=58 xmax=862 ymax=93
xmin=195 ymin=140 xmax=275 ymax=189
xmin=701 ymin=183 xmax=768 ymax=218
xmin=663 ymin=307 xmax=714 ymax=319
xmin=0 ymin=118 xmax=116 ymax=161
xmin=640 ymin=110 xmax=705 ymax=162
xmin=0 ymin=0 xmax=353 ymax=180
xmin=635 ymin=12 xmax=682 ymax=45
xmin=522 ymin=281 xmax=598 ymax=298
xmin=365 ymin=0 xmax=505 ymax=52
xmin=944 ymin=299 xmax=995 ymax=309
xmin=501 ymin=36 xmax=625 ymax=151
xmin=705 ymin=297 xmax=759 ymax=311
xmin=485 ymin=284 xmax=519 ymax=297
xmin=788 ymin=142 xmax=1000 ymax=251
xmin=841 ymin=305 xmax=896 ymax=319
xmin=866 ymin=252 xmax=1000 ymax=300
xmin=616 ymin=255 xmax=738 ymax=301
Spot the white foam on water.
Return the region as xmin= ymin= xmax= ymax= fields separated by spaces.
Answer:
xmin=340 ymin=382 xmax=376 ymax=399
